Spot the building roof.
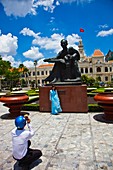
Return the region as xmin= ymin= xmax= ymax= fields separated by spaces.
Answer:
xmin=9 ymin=67 xmax=24 ymax=72
xmin=93 ymin=49 xmax=104 ymax=57
xmin=108 ymin=60 xmax=113 ymax=63
xmin=105 ymin=50 xmax=113 ymax=62
xmin=38 ymin=63 xmax=54 ymax=68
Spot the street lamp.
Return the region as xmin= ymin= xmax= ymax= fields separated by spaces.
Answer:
xmin=28 ymin=71 xmax=31 ymax=87
xmin=34 ymin=60 xmax=37 ymax=88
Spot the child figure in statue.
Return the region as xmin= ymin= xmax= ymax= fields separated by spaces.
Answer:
xmin=50 ymin=85 xmax=62 ymax=115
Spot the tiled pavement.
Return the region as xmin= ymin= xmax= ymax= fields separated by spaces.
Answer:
xmin=0 ymin=102 xmax=113 ymax=170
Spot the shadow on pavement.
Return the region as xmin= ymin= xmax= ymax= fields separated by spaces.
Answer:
xmin=13 ymin=159 xmax=42 ymax=170
xmin=93 ymin=113 xmax=113 ymax=124
xmin=0 ymin=112 xmax=30 ymax=120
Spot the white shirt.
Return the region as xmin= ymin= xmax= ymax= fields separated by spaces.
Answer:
xmin=12 ymin=123 xmax=34 ymax=160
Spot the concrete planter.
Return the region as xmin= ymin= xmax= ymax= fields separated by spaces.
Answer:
xmin=0 ymin=94 xmax=29 ymax=117
xmin=94 ymin=92 xmax=113 ymax=120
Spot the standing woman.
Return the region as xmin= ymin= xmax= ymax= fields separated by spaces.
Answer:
xmin=50 ymin=85 xmax=62 ymax=115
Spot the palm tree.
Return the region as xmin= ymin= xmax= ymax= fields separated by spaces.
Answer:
xmin=18 ymin=64 xmax=29 ymax=87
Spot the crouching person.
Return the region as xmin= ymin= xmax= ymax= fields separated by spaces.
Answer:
xmin=12 ymin=115 xmax=42 ymax=170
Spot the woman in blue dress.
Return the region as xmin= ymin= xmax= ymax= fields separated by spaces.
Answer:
xmin=50 ymin=85 xmax=62 ymax=115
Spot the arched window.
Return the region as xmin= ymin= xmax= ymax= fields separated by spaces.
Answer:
xmin=37 ymin=71 xmax=40 ymax=75
xmin=105 ymin=67 xmax=108 ymax=72
xmin=85 ymin=68 xmax=88 ymax=73
xmin=41 ymin=71 xmax=44 ymax=75
xmin=81 ymin=68 xmax=83 ymax=73
xmin=105 ymin=76 xmax=108 ymax=81
xmin=28 ymin=72 xmax=31 ymax=76
xmin=90 ymin=68 xmax=93 ymax=73
xmin=97 ymin=67 xmax=101 ymax=72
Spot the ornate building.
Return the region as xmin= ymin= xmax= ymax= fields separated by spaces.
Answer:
xmin=27 ymin=39 xmax=113 ymax=86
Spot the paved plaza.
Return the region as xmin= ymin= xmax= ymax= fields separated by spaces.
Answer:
xmin=0 ymin=102 xmax=113 ymax=170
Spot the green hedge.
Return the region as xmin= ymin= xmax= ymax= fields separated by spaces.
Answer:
xmin=26 ymin=89 xmax=39 ymax=96
xmin=88 ymin=104 xmax=103 ymax=112
xmin=87 ymin=93 xmax=97 ymax=97
xmin=22 ymin=104 xmax=39 ymax=111
xmin=22 ymin=103 xmax=103 ymax=112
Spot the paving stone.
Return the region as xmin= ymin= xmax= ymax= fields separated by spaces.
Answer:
xmin=0 ymin=102 xmax=113 ymax=169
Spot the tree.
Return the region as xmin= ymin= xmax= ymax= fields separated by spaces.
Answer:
xmin=0 ymin=56 xmax=12 ymax=90
xmin=81 ymin=75 xmax=89 ymax=84
xmin=0 ymin=56 xmax=11 ymax=76
xmin=96 ymin=76 xmax=101 ymax=82
xmin=5 ymin=68 xmax=20 ymax=91
xmin=81 ymin=75 xmax=95 ymax=86
xmin=19 ymin=64 xmax=29 ymax=74
xmin=87 ymin=77 xmax=95 ymax=86
xmin=19 ymin=64 xmax=29 ymax=87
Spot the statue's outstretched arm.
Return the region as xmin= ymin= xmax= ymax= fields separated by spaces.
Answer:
xmin=44 ymin=58 xmax=65 ymax=63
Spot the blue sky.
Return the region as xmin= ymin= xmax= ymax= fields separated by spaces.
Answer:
xmin=0 ymin=0 xmax=113 ymax=68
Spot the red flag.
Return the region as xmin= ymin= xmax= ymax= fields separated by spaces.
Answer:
xmin=80 ymin=28 xmax=84 ymax=32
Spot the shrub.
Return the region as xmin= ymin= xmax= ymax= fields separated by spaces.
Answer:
xmin=22 ymin=104 xmax=39 ymax=111
xmin=22 ymin=103 xmax=103 ymax=113
xmin=26 ymin=89 xmax=39 ymax=96
xmin=88 ymin=104 xmax=103 ymax=112
xmin=92 ymin=88 xmax=105 ymax=93
xmin=87 ymin=92 xmax=97 ymax=97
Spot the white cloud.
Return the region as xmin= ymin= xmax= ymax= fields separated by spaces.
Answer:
xmin=97 ymin=29 xmax=113 ymax=37
xmin=35 ymin=0 xmax=55 ymax=13
xmin=56 ymin=1 xmax=60 ymax=5
xmin=33 ymin=33 xmax=80 ymax=52
xmin=50 ymin=17 xmax=55 ymax=23
xmin=23 ymin=46 xmax=44 ymax=60
xmin=23 ymin=58 xmax=46 ymax=68
xmin=0 ymin=0 xmax=94 ymax=17
xmin=32 ymin=33 xmax=64 ymax=53
xmin=52 ymin=28 xmax=59 ymax=31
xmin=59 ymin=0 xmax=93 ymax=4
xmin=99 ymin=24 xmax=108 ymax=29
xmin=0 ymin=0 xmax=35 ymax=17
xmin=67 ymin=34 xmax=80 ymax=49
xmin=2 ymin=55 xmax=21 ymax=67
xmin=0 ymin=33 xmax=18 ymax=56
xmin=59 ymin=0 xmax=76 ymax=2
xmin=23 ymin=60 xmax=34 ymax=68
xmin=37 ymin=58 xmax=48 ymax=66
xmin=21 ymin=27 xmax=81 ymax=54
xmin=0 ymin=0 xmax=56 ymax=17
xmin=20 ymin=27 xmax=40 ymax=38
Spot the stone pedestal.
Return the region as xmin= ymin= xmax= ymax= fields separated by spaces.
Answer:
xmin=39 ymin=85 xmax=88 ymax=112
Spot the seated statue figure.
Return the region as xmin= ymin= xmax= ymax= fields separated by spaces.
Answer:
xmin=44 ymin=39 xmax=81 ymax=84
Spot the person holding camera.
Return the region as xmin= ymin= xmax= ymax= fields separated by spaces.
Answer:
xmin=12 ymin=115 xmax=42 ymax=169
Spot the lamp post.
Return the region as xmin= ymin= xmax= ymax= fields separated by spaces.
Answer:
xmin=27 ymin=71 xmax=31 ymax=87
xmin=34 ymin=60 xmax=37 ymax=89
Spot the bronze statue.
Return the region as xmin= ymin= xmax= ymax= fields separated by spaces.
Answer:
xmin=44 ymin=39 xmax=81 ymax=84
